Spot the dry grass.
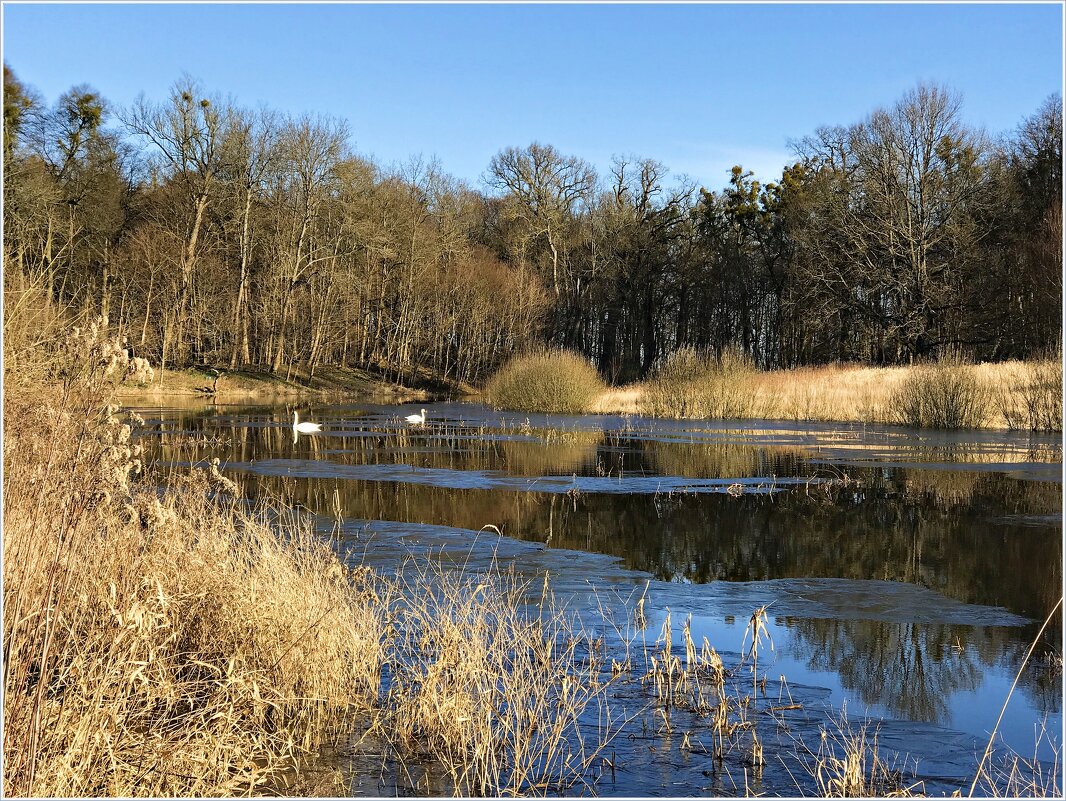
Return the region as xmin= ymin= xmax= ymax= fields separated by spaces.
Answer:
xmin=806 ymin=712 xmax=920 ymax=797
xmin=3 ymin=270 xmax=85 ymax=391
xmin=988 ymin=358 xmax=1064 ymax=432
xmin=485 ymin=349 xmax=607 ymax=414
xmin=2 ymin=318 xmax=617 ymax=796
xmin=643 ymin=347 xmax=767 ymax=420
xmin=3 ymin=376 xmax=387 ymax=795
xmin=590 ymin=384 xmax=643 ymax=415
xmin=385 ymin=564 xmax=617 ymax=796
xmin=971 ymin=720 xmax=1062 ymax=798
xmin=591 ymin=356 xmax=1062 ymax=431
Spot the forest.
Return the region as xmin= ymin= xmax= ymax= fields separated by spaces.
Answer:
xmin=3 ymin=64 xmax=1062 ymax=387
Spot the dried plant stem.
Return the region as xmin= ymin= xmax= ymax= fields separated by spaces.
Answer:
xmin=969 ymin=596 xmax=1063 ymax=797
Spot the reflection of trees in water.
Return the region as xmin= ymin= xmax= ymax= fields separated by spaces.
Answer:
xmin=787 ymin=617 xmax=981 ymax=723
xmin=786 ymin=616 xmax=1062 ymax=722
xmin=145 ymin=410 xmax=1062 ymax=626
xmin=146 ymin=409 xmax=1061 ymax=618
xmin=144 ymin=408 xmax=1063 ymax=717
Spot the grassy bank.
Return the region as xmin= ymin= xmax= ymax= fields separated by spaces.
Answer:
xmin=2 ymin=338 xmax=382 ymax=793
xmin=487 ymin=348 xmax=1062 ymax=431
xmin=114 ymin=364 xmax=438 ymax=402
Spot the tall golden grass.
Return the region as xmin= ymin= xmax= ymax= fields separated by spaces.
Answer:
xmin=2 ymin=317 xmax=618 ymax=796
xmin=2 ymin=378 xmax=387 ymax=795
xmin=644 ymin=346 xmax=767 ymax=420
xmin=590 ymin=352 xmax=1062 ymax=431
xmin=387 ymin=563 xmax=616 ymax=795
xmin=485 ymin=349 xmax=607 ymax=414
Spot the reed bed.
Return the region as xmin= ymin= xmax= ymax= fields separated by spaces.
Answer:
xmin=3 ymin=395 xmax=618 ymax=796
xmin=590 ymin=353 xmax=1062 ymax=431
xmin=386 ymin=564 xmax=616 ymax=796
xmin=2 ymin=383 xmax=387 ymax=796
xmin=803 ymin=713 xmax=919 ymax=797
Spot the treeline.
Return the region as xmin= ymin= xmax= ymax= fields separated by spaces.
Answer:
xmin=4 ymin=65 xmax=1061 ymax=385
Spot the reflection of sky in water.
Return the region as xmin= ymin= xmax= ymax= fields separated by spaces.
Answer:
xmin=131 ymin=401 xmax=1063 ymax=791
xmin=329 ymin=516 xmax=1059 ymax=764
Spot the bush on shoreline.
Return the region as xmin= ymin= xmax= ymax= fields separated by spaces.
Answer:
xmin=485 ymin=349 xmax=606 ymax=414
xmin=644 ymin=346 xmax=767 ymax=420
xmin=889 ymin=354 xmax=992 ymax=429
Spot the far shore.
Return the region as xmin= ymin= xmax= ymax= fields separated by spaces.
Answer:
xmin=491 ymin=357 xmax=1064 ymax=433
xmin=117 ymin=357 xmax=1065 ymax=434
xmin=114 ymin=365 xmax=442 ymax=403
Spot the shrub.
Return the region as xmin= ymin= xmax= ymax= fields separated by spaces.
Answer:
xmin=889 ymin=355 xmax=991 ymax=429
xmin=644 ymin=346 xmax=765 ymax=419
xmin=996 ymin=357 xmax=1062 ymax=432
xmin=485 ymin=349 xmax=606 ymax=414
xmin=1021 ymin=359 xmax=1063 ymax=432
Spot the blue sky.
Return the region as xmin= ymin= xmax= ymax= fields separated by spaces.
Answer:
xmin=3 ymin=2 xmax=1062 ymax=191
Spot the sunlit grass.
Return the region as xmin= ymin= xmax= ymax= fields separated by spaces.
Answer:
xmin=485 ymin=349 xmax=607 ymax=414
xmin=590 ymin=356 xmax=1062 ymax=431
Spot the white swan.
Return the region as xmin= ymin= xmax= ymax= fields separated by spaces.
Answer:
xmin=293 ymin=411 xmax=322 ymax=434
xmin=405 ymin=408 xmax=427 ymax=425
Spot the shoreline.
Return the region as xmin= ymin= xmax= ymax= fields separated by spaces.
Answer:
xmin=532 ymin=359 xmax=1062 ymax=433
xmin=119 ymin=358 xmax=1064 ymax=434
xmin=113 ymin=365 xmax=444 ymax=404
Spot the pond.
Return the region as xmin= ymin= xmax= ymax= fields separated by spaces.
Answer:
xmin=131 ymin=400 xmax=1063 ymax=796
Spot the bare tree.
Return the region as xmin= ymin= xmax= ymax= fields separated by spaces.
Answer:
xmin=488 ymin=143 xmax=596 ymax=298
xmin=122 ymin=78 xmax=232 ymax=362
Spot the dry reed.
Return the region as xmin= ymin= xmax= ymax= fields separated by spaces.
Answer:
xmin=644 ymin=346 xmax=766 ymax=420
xmin=385 ymin=564 xmax=617 ymax=796
xmin=590 ymin=355 xmax=1062 ymax=432
xmin=2 ymin=394 xmax=387 ymax=796
xmin=808 ymin=712 xmax=919 ymax=797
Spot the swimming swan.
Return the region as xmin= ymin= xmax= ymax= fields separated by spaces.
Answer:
xmin=293 ymin=411 xmax=322 ymax=434
xmin=405 ymin=408 xmax=427 ymax=424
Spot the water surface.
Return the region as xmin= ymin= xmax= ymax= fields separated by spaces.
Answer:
xmin=134 ymin=401 xmax=1063 ymax=795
